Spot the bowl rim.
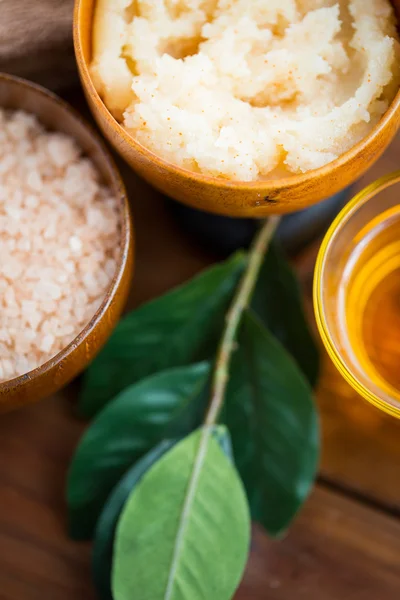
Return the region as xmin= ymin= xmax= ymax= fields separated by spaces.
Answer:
xmin=74 ymin=0 xmax=400 ymax=190
xmin=0 ymin=72 xmax=133 ymax=394
xmin=313 ymin=170 xmax=400 ymax=419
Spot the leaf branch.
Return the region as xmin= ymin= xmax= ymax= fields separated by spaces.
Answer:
xmin=205 ymin=216 xmax=281 ymax=427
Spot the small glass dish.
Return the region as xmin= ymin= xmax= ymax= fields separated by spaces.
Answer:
xmin=314 ymin=172 xmax=400 ymax=419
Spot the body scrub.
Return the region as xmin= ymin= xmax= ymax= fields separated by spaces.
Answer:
xmin=0 ymin=109 xmax=120 ymax=382
xmin=91 ymin=0 xmax=400 ymax=181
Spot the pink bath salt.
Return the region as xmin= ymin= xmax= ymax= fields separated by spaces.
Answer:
xmin=0 ymin=108 xmax=121 ymax=383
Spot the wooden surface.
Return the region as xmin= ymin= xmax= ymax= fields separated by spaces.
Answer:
xmin=0 ymin=123 xmax=400 ymax=599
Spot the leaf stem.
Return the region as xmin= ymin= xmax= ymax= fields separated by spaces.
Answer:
xmin=205 ymin=216 xmax=281 ymax=427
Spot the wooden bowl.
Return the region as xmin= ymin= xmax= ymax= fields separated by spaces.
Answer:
xmin=0 ymin=73 xmax=134 ymax=412
xmin=74 ymin=0 xmax=400 ymax=217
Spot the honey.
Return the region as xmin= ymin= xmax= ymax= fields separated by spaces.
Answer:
xmin=340 ymin=205 xmax=400 ymax=398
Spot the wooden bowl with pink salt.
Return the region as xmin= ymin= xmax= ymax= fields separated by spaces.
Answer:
xmin=0 ymin=73 xmax=134 ymax=413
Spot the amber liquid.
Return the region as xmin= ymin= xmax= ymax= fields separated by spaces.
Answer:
xmin=341 ymin=206 xmax=400 ymax=396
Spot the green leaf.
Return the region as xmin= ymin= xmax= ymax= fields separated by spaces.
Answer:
xmin=93 ymin=440 xmax=176 ymax=600
xmin=80 ymin=252 xmax=246 ymax=417
xmin=67 ymin=362 xmax=210 ymax=540
xmin=225 ymin=309 xmax=319 ymax=537
xmin=112 ymin=426 xmax=250 ymax=600
xmin=92 ymin=432 xmax=234 ymax=600
xmin=251 ymin=240 xmax=319 ymax=387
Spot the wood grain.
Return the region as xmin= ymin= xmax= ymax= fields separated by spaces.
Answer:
xmin=0 ymin=395 xmax=399 ymax=600
xmin=239 ymin=487 xmax=400 ymax=600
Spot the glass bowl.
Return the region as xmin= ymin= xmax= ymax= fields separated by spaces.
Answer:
xmin=314 ymin=172 xmax=400 ymax=419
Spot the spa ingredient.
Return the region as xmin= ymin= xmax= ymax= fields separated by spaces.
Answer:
xmin=91 ymin=0 xmax=400 ymax=181
xmin=0 ymin=109 xmax=120 ymax=382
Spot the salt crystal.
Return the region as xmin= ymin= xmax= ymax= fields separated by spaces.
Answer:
xmin=65 ymin=261 xmax=75 ymax=274
xmin=47 ymin=134 xmax=79 ymax=168
xmin=39 ymin=334 xmax=55 ymax=353
xmin=69 ymin=235 xmax=83 ymax=253
xmin=43 ymin=223 xmax=56 ymax=240
xmin=63 ymin=324 xmax=76 ymax=336
xmin=105 ymin=258 xmax=116 ymax=278
xmin=2 ymin=359 xmax=13 ymax=378
xmin=5 ymin=206 xmax=22 ymax=220
xmin=25 ymin=194 xmax=39 ymax=208
xmin=4 ymin=286 xmax=16 ymax=306
xmin=18 ymin=238 xmax=31 ymax=252
xmin=82 ymin=272 xmax=101 ymax=296
xmin=26 ymin=311 xmax=42 ymax=331
xmin=0 ymin=154 xmax=16 ymax=174
xmin=26 ymin=170 xmax=42 ymax=191
xmin=15 ymin=356 xmax=32 ymax=375
xmin=0 ymin=329 xmax=10 ymax=343
xmin=2 ymin=263 xmax=22 ymax=281
xmin=41 ymin=300 xmax=58 ymax=314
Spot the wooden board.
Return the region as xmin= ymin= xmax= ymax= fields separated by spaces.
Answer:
xmin=239 ymin=486 xmax=400 ymax=600
xmin=0 ymin=395 xmax=399 ymax=600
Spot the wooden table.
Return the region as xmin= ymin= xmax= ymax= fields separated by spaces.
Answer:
xmin=0 ymin=107 xmax=399 ymax=599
